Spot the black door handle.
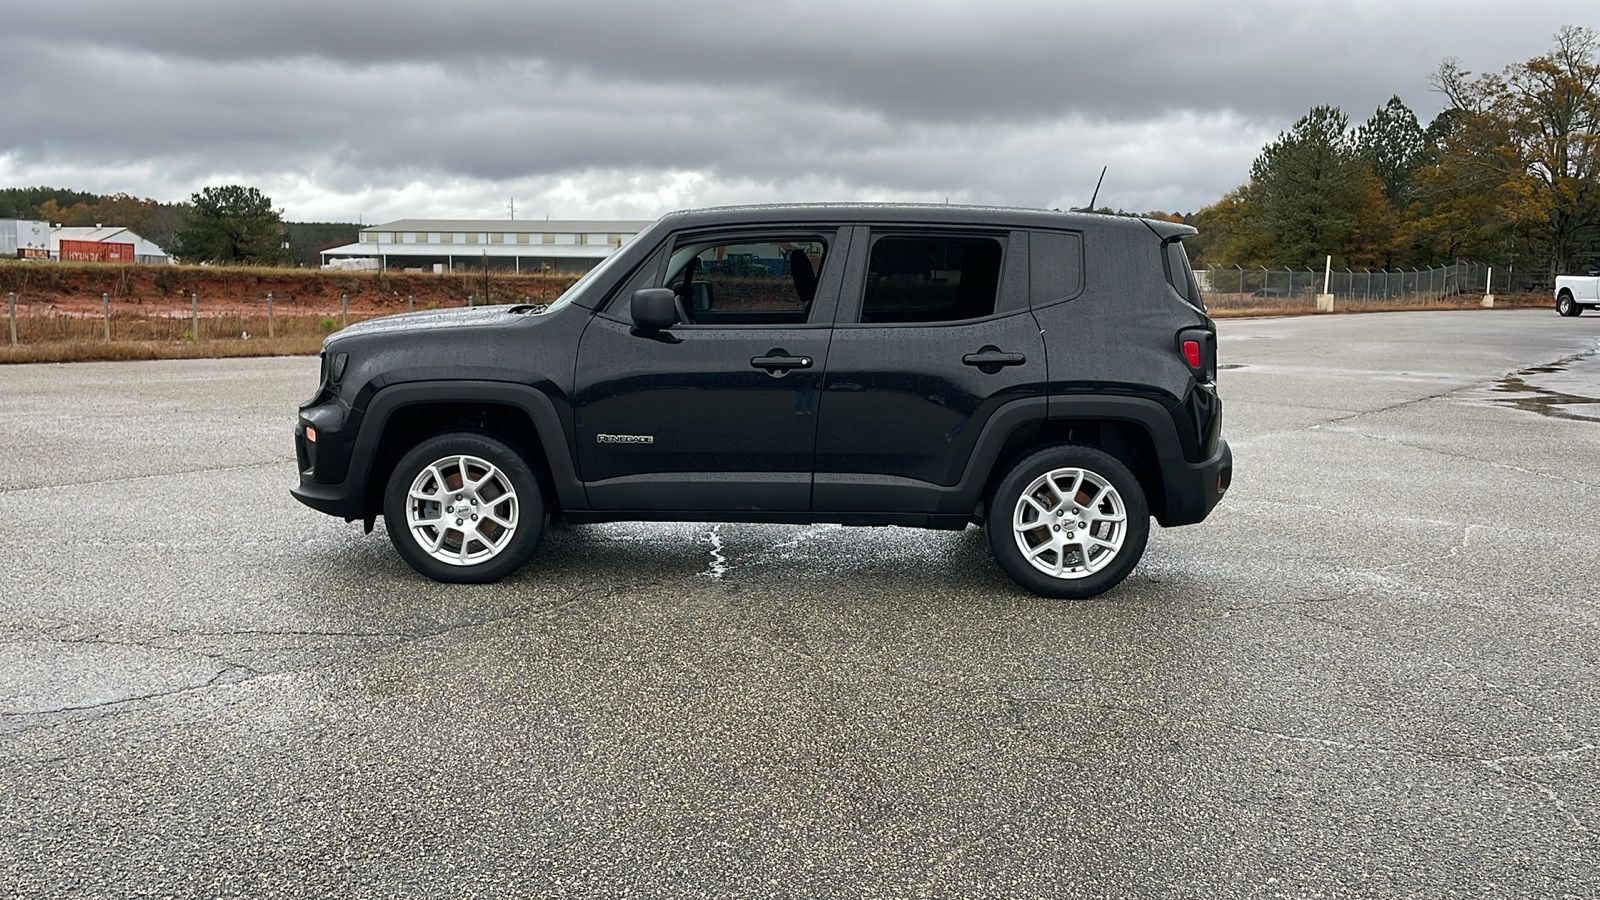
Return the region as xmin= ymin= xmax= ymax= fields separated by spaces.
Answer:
xmin=962 ymin=346 xmax=1026 ymax=373
xmin=751 ymin=350 xmax=813 ymax=374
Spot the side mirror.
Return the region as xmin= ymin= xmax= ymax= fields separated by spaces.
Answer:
xmin=630 ymin=288 xmax=679 ymax=332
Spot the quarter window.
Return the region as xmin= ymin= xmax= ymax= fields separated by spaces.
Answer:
xmin=861 ymin=236 xmax=1003 ymax=323
xmin=1163 ymin=239 xmax=1204 ymax=310
xmin=1030 ymin=231 xmax=1083 ymax=305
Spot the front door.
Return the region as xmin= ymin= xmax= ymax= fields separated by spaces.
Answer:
xmin=572 ymin=229 xmax=844 ymax=512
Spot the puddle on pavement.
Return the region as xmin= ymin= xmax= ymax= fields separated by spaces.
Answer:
xmin=1490 ymin=353 xmax=1600 ymax=421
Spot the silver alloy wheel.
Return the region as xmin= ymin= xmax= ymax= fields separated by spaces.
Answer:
xmin=1558 ymin=294 xmax=1574 ymax=316
xmin=405 ymin=454 xmax=519 ymax=566
xmin=1011 ymin=466 xmax=1127 ymax=580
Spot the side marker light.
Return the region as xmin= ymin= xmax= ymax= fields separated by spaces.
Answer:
xmin=305 ymin=425 xmax=317 ymax=443
xmin=1183 ymin=339 xmax=1201 ymax=368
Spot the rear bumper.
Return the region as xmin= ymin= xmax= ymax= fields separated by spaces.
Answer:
xmin=1156 ymin=438 xmax=1232 ymax=527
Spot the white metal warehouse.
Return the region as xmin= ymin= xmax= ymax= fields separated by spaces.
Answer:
xmin=319 ymin=219 xmax=654 ymax=274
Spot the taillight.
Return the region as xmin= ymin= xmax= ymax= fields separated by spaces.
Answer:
xmin=1176 ymin=328 xmax=1216 ymax=382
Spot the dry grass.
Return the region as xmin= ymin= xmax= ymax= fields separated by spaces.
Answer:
xmin=0 ymin=258 xmax=581 ymax=365
xmin=0 ymin=289 xmax=1558 ymax=365
xmin=0 ymin=312 xmax=359 ymax=363
xmin=1207 ymin=294 xmax=1551 ymax=317
xmin=0 ymin=337 xmax=323 ymax=365
xmin=0 ymin=258 xmax=580 ymax=310
xmin=4 ymin=310 xmax=377 ymax=343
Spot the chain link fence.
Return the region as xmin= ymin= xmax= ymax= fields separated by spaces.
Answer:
xmin=1198 ymin=262 xmax=1545 ymax=310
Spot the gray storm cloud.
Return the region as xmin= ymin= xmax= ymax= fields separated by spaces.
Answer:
xmin=0 ymin=0 xmax=1588 ymax=220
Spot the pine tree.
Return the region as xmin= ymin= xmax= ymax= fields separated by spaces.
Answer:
xmin=171 ymin=185 xmax=291 ymax=265
xmin=1250 ymin=105 xmax=1362 ymax=267
xmin=1355 ymin=96 xmax=1428 ymax=211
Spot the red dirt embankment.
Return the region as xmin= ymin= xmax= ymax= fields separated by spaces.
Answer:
xmin=0 ymin=260 xmax=580 ymax=317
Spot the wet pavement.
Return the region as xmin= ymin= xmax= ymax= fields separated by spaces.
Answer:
xmin=2 ymin=309 xmax=1598 ymax=898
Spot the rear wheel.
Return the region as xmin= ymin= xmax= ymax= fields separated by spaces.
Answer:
xmin=1557 ymin=291 xmax=1580 ymax=317
xmin=986 ymin=445 xmax=1149 ymax=599
xmin=382 ymin=432 xmax=545 ymax=583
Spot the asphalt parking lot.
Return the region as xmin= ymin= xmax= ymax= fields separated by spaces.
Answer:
xmin=2 ymin=308 xmax=1597 ymax=898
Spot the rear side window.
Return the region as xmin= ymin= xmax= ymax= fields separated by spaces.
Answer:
xmin=1029 ymin=230 xmax=1083 ymax=305
xmin=1163 ymin=239 xmax=1204 ymax=310
xmin=861 ymin=236 xmax=1003 ymax=323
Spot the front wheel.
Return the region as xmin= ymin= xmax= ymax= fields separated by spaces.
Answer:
xmin=986 ymin=445 xmax=1150 ymax=599
xmin=1557 ymin=291 xmax=1580 ymax=317
xmin=382 ymin=432 xmax=545 ymax=583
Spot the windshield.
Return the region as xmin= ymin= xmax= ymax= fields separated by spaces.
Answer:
xmin=546 ymin=244 xmax=638 ymax=312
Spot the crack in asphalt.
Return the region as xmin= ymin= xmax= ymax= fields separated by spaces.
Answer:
xmin=1211 ymin=722 xmax=1597 ymax=840
xmin=0 ymin=588 xmax=602 ymax=729
xmin=1317 ymin=425 xmax=1600 ymax=488
xmin=1482 ymin=744 xmax=1599 ymax=837
xmin=1314 ymin=382 xmax=1476 ymax=427
xmin=0 ymin=458 xmax=288 ymax=496
xmin=1237 ymin=345 xmax=1600 ymax=466
xmin=762 ymin=634 xmax=1600 ymax=845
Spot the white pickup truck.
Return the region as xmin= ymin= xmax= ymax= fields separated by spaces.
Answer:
xmin=1556 ymin=273 xmax=1600 ymax=316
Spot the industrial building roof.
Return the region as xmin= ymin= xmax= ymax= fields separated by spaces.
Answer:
xmin=320 ymin=242 xmax=625 ymax=259
xmin=365 ymin=219 xmax=654 ymax=234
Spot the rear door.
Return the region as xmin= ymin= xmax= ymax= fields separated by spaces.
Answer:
xmin=572 ymin=227 xmax=845 ymax=512
xmin=813 ymin=226 xmax=1045 ymax=512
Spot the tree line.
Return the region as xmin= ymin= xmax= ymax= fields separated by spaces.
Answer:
xmin=1178 ymin=26 xmax=1600 ymax=282
xmin=0 ymin=185 xmax=356 ymax=267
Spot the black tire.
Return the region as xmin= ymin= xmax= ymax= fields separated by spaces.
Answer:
xmin=986 ymin=444 xmax=1150 ymax=599
xmin=1557 ymin=291 xmax=1579 ymax=317
xmin=382 ymin=432 xmax=545 ymax=583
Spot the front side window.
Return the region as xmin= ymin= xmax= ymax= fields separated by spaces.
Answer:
xmin=660 ymin=238 xmax=827 ymax=325
xmin=860 ymin=236 xmax=1003 ymax=323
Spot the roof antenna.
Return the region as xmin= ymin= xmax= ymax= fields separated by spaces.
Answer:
xmin=1084 ymin=166 xmax=1107 ymax=211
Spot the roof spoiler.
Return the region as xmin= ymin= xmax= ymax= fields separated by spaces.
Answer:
xmin=1140 ymin=218 xmax=1198 ymax=241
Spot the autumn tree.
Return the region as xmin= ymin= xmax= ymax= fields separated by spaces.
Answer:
xmin=0 ymin=186 xmax=98 ymax=220
xmin=1188 ymin=183 xmax=1273 ymax=267
xmin=1419 ymin=25 xmax=1600 ymax=276
xmin=171 ymin=185 xmax=291 ymax=265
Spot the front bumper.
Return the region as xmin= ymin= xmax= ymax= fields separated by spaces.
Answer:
xmin=290 ymin=416 xmax=366 ymax=519
xmin=1156 ymin=438 xmax=1232 ymax=527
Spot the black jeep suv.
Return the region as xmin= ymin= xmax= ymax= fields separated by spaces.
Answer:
xmin=292 ymin=204 xmax=1231 ymax=598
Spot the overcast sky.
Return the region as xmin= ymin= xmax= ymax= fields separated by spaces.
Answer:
xmin=0 ymin=1 xmax=1591 ymax=224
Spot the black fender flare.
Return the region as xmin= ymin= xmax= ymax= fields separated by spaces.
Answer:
xmin=349 ymin=380 xmax=587 ymax=513
xmin=961 ymin=394 xmax=1189 ymax=516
